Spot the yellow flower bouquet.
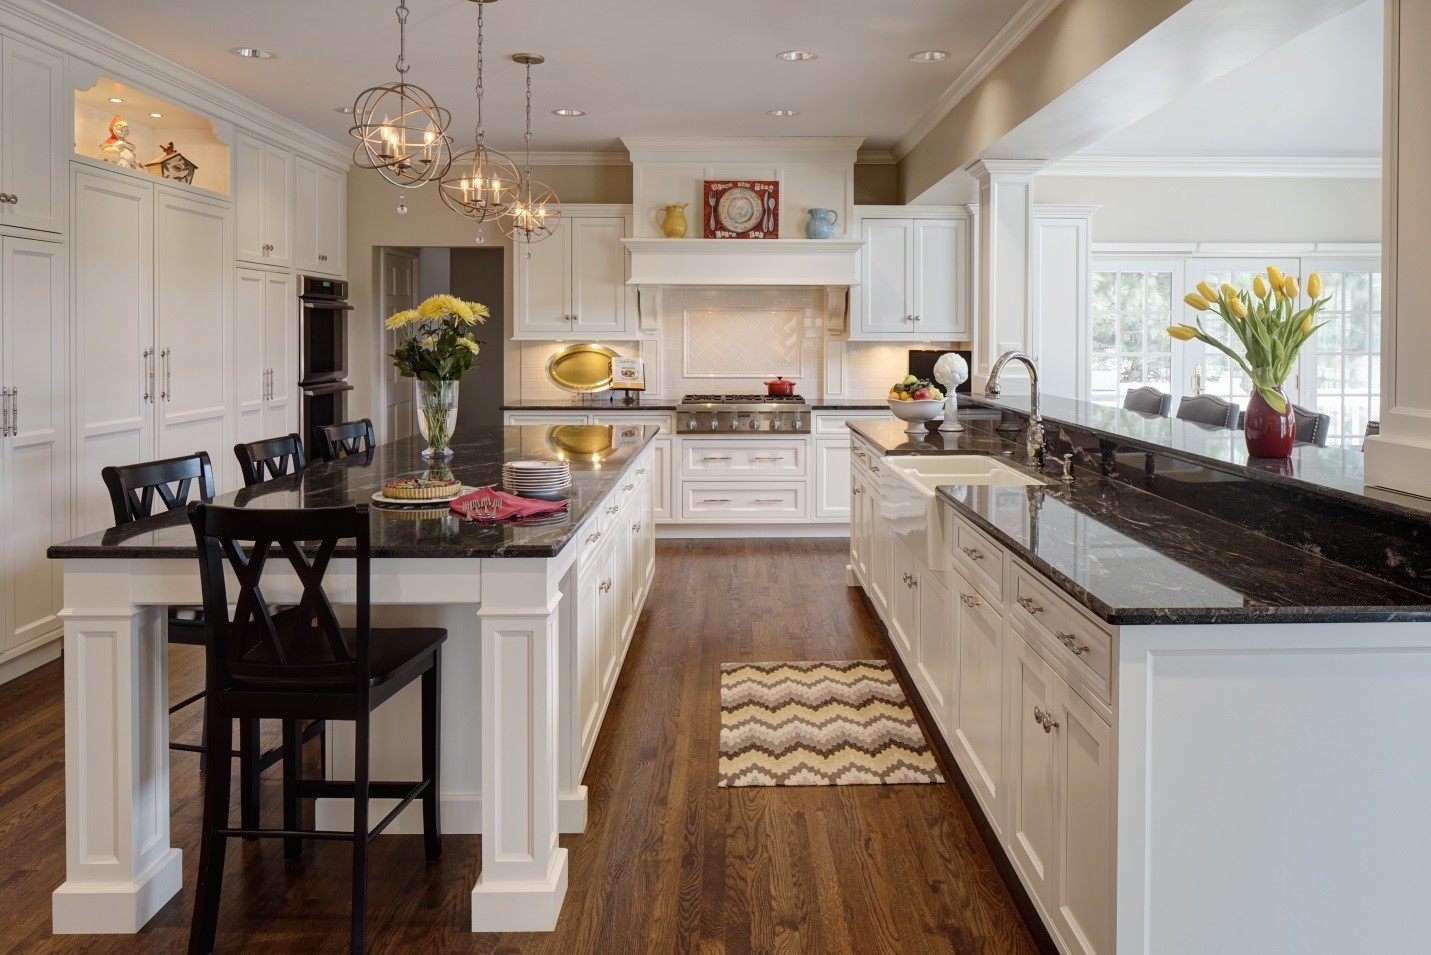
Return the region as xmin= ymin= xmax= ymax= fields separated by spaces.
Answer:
xmin=386 ymin=294 xmax=490 ymax=459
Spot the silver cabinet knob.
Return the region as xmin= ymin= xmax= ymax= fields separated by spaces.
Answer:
xmin=586 ymin=532 xmax=601 ymax=544
xmin=1033 ymin=706 xmax=1059 ymax=734
xmin=1055 ymin=631 xmax=1090 ymax=655
xmin=961 ymin=546 xmax=983 ymax=561
xmin=959 ymin=593 xmax=980 ymax=608
xmin=1017 ymin=595 xmax=1043 ymax=614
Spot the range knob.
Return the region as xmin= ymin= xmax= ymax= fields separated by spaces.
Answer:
xmin=708 ymin=417 xmax=718 ymax=431
xmin=793 ymin=414 xmax=804 ymax=430
xmin=686 ymin=416 xmax=697 ymax=430
xmin=771 ymin=415 xmax=782 ymax=430
xmin=729 ymin=417 xmax=740 ymax=430
xmin=748 ymin=418 xmax=760 ymax=430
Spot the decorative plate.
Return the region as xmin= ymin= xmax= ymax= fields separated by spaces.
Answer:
xmin=717 ymin=187 xmax=763 ymax=233
xmin=544 ymin=342 xmax=620 ymax=393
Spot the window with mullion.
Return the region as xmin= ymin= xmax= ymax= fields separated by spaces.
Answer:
xmin=1307 ymin=265 xmax=1381 ymax=448
xmin=1090 ymin=264 xmax=1179 ymax=407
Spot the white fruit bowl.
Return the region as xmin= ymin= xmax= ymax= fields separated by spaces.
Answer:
xmin=887 ymin=398 xmax=945 ymax=434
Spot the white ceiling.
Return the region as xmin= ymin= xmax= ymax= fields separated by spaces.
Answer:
xmin=46 ymin=0 xmax=1029 ymax=155
xmin=1077 ymin=0 xmax=1381 ymax=159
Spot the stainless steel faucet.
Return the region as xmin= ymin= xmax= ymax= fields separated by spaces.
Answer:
xmin=984 ymin=350 xmax=1046 ymax=468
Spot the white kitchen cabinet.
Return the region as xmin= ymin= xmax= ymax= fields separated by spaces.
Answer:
xmin=295 ymin=155 xmax=345 ymax=276
xmin=0 ymin=233 xmax=67 ymax=667
xmin=850 ymin=208 xmax=970 ymax=340
xmin=235 ymin=132 xmax=292 ymax=267
xmin=815 ymin=438 xmax=853 ymax=520
xmin=914 ymin=567 xmax=952 ymax=739
xmin=1053 ymin=672 xmax=1114 ymax=955
xmin=950 ymin=565 xmax=1005 ymax=834
xmin=513 ymin=208 xmax=635 ymax=339
xmin=869 ymin=491 xmax=893 ymax=619
xmin=0 ymin=36 xmax=66 ymax=234
xmin=1008 ymin=629 xmax=1059 ymax=915
xmin=72 ymin=167 xmax=232 ymax=534
xmin=890 ymin=538 xmax=920 ymax=665
xmin=234 ymin=269 xmax=296 ymax=479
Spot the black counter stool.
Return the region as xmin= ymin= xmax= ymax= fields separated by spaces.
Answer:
xmin=186 ymin=502 xmax=444 ymax=955
xmin=102 ymin=452 xmax=264 ymax=828
xmin=1290 ymin=403 xmax=1332 ymax=447
xmin=1175 ymin=394 xmax=1241 ymax=429
xmin=314 ymin=418 xmax=376 ymax=463
xmin=1123 ymin=385 xmax=1171 ymax=417
xmin=235 ymin=433 xmax=307 ymax=486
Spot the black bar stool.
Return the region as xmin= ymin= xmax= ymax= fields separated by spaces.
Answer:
xmin=186 ymin=502 xmax=444 ymax=955
xmin=234 ymin=433 xmax=307 ymax=486
xmin=314 ymin=418 xmax=376 ymax=463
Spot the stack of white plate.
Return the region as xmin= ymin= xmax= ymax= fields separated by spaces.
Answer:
xmin=501 ymin=460 xmax=571 ymax=497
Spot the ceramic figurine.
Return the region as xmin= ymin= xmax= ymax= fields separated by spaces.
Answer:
xmin=934 ymin=352 xmax=970 ymax=433
xmin=805 ymin=208 xmax=838 ymax=239
xmin=658 ymin=203 xmax=689 ymax=238
xmin=97 ymin=115 xmax=139 ymax=169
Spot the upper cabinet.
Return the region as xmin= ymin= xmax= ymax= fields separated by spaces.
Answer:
xmin=295 ymin=156 xmax=346 ymax=277
xmin=513 ymin=208 xmax=635 ymax=340
xmin=850 ymin=207 xmax=970 ymax=341
xmin=235 ymin=132 xmax=292 ymax=268
xmin=0 ymin=36 xmax=66 ymax=234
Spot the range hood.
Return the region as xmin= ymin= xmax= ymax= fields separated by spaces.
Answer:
xmin=622 ymin=237 xmax=863 ymax=288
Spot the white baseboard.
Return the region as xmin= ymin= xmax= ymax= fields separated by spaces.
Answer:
xmin=0 ymin=630 xmax=62 ymax=686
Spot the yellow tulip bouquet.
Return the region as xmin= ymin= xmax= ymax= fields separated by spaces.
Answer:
xmin=1168 ymin=266 xmax=1329 ymax=414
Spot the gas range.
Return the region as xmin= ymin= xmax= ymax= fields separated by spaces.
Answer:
xmin=676 ymin=394 xmax=810 ymax=435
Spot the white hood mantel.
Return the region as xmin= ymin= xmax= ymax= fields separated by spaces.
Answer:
xmin=622 ymin=237 xmax=863 ymax=288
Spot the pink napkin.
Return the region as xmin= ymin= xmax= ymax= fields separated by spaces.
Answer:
xmin=449 ymin=486 xmax=569 ymax=522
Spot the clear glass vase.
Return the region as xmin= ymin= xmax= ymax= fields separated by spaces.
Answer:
xmin=415 ymin=379 xmax=459 ymax=459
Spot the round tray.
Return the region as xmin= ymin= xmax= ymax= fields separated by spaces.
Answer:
xmin=544 ymin=343 xmax=620 ymax=394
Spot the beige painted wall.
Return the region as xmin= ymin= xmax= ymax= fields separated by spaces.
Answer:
xmin=854 ymin=163 xmax=899 ymax=205
xmin=899 ymin=0 xmax=1193 ymax=201
xmin=1035 ymin=175 xmax=1382 ymax=243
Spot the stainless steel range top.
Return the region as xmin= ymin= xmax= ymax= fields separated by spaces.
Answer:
xmin=676 ymin=394 xmax=810 ymax=434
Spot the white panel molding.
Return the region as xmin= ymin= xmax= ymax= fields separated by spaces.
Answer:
xmin=1044 ymin=155 xmax=1382 ymax=178
xmin=893 ymin=0 xmax=1065 ymax=161
xmin=623 ymin=239 xmax=863 ymax=287
xmin=0 ymin=0 xmax=350 ymax=170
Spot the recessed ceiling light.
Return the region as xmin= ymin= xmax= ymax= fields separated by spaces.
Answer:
xmin=908 ymin=50 xmax=949 ymax=62
xmin=551 ymin=108 xmax=585 ymax=117
xmin=776 ymin=50 xmax=817 ymax=61
xmin=149 ymin=112 xmax=163 ymax=119
xmin=767 ymin=108 xmax=799 ymax=117
xmin=228 ymin=47 xmax=276 ymax=59
xmin=108 ymin=97 xmax=124 ymax=104
xmin=333 ymin=105 xmax=354 ymax=113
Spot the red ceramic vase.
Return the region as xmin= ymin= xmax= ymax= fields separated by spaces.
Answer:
xmin=1244 ymin=387 xmax=1296 ymax=457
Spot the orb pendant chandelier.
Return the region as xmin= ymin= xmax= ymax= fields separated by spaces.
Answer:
xmin=503 ymin=53 xmax=562 ymax=246
xmin=438 ymin=0 xmax=520 ymax=242
xmin=350 ymin=0 xmax=453 ymax=193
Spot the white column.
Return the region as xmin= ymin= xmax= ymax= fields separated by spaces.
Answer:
xmin=470 ymin=559 xmax=570 ymax=931
xmin=1030 ymin=205 xmax=1097 ymax=402
xmin=963 ymin=160 xmax=1046 ymax=393
xmin=1366 ymin=0 xmax=1431 ymax=496
xmin=51 ymin=561 xmax=182 ymax=933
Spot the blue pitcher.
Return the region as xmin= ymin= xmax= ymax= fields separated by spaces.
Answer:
xmin=805 ymin=208 xmax=838 ymax=239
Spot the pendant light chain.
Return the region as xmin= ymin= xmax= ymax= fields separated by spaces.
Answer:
xmin=502 ymin=53 xmax=560 ymax=246
xmin=523 ymin=56 xmax=534 ymax=177
xmin=474 ymin=0 xmax=484 ymax=143
xmin=394 ymin=1 xmax=410 ymax=75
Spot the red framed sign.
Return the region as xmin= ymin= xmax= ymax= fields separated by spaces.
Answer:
xmin=702 ymin=179 xmax=779 ymax=239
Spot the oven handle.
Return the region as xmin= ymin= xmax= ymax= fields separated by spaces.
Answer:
xmin=302 ymin=301 xmax=355 ymax=311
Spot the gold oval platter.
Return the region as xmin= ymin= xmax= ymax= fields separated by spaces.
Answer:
xmin=547 ymin=424 xmax=615 ymax=457
xmin=544 ymin=343 xmax=620 ymax=393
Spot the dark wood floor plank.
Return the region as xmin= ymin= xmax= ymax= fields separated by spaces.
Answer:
xmin=0 ymin=539 xmax=1038 ymax=954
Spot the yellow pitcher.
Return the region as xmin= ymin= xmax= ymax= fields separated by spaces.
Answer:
xmin=658 ymin=203 xmax=688 ymax=238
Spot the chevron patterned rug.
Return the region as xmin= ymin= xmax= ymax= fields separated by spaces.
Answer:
xmin=718 ymin=660 xmax=945 ymax=787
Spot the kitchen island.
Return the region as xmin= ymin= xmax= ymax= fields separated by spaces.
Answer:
xmin=46 ymin=425 xmax=658 ymax=936
xmin=847 ymin=412 xmax=1431 ymax=955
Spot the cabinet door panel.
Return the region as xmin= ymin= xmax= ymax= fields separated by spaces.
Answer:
xmin=264 ymin=272 xmax=296 ymax=431
xmin=870 ymin=501 xmax=893 ymax=619
xmin=2 ymin=236 xmax=67 ymax=650
xmin=513 ymin=228 xmax=570 ymax=336
xmin=1008 ymin=631 xmax=1059 ymax=914
xmin=0 ymin=38 xmax=66 ymax=233
xmin=264 ymin=143 xmax=294 ymax=267
xmin=814 ymin=438 xmax=852 ymax=520
xmin=952 ymin=576 xmax=1004 ymax=831
xmin=155 ymin=192 xmax=231 ymax=470
xmin=233 ymin=269 xmax=267 ymax=453
xmin=72 ymin=171 xmax=154 ymax=534
xmin=294 ymin=157 xmax=321 ymax=273
xmin=577 ymin=567 xmax=602 ymax=763
xmin=316 ymin=165 xmax=345 ymax=276
xmin=569 ymin=216 xmax=628 ymax=335
xmin=913 ymin=218 xmax=968 ymax=338
xmin=860 ymin=219 xmax=912 ymax=335
xmin=650 ymin=435 xmax=672 ymax=522
xmin=234 ymin=135 xmax=265 ymax=264
xmin=1056 ymin=685 xmax=1114 ymax=955
xmin=915 ymin=570 xmax=951 ymax=737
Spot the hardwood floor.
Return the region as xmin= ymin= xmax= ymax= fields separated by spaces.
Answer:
xmin=1 ymin=539 xmax=1039 ymax=954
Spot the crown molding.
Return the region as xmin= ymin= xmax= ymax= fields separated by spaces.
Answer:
xmin=964 ymin=158 xmax=1048 ymax=180
xmin=521 ymin=150 xmax=630 ymax=166
xmin=856 ymin=149 xmax=897 ymax=165
xmin=0 ymin=0 xmax=351 ymax=170
xmin=621 ymin=136 xmax=865 ymax=164
xmin=1044 ymin=155 xmax=1383 ymax=179
xmin=892 ymin=0 xmax=1064 ymax=162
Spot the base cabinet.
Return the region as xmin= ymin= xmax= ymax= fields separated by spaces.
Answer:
xmin=950 ymin=567 xmax=1006 ymax=832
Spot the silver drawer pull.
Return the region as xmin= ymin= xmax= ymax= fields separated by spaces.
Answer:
xmin=606 ymin=505 xmax=619 ymax=515
xmin=701 ymin=455 xmax=732 ymax=462
xmin=600 ymin=578 xmax=612 ymax=593
xmin=959 ymin=593 xmax=980 ymax=608
xmin=1017 ymin=595 xmax=1043 ymax=614
xmin=586 ymin=532 xmax=602 ymax=544
xmin=751 ymin=456 xmax=784 ymax=462
xmin=752 ymin=499 xmax=782 ymax=504
xmin=623 ymin=483 xmax=635 ymax=491
xmin=1056 ymin=631 xmax=1090 ymax=655
xmin=702 ymin=498 xmax=731 ymax=504
xmin=633 ymin=522 xmax=642 ymax=532
xmin=870 ymin=465 xmax=880 ymax=473
xmin=852 ymin=486 xmax=863 ymax=495
xmin=907 ymin=576 xmax=918 ymax=589
xmin=636 ymin=468 xmax=647 ymax=475
xmin=960 ymin=546 xmax=983 ymax=561
xmin=1033 ymin=706 xmax=1059 ymax=734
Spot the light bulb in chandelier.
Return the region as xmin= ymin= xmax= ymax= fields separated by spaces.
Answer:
xmin=349 ymin=0 xmax=453 ymax=188
xmin=500 ymin=53 xmax=562 ymax=244
xmin=439 ymin=0 xmax=520 ymax=223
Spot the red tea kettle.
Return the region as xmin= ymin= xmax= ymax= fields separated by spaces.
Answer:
xmin=764 ymin=377 xmax=797 ymax=397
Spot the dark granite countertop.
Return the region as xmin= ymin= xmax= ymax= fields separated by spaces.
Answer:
xmin=848 ymin=419 xmax=1431 ymax=626
xmin=963 ymin=392 xmax=1431 ymax=522
xmin=49 ymin=426 xmax=658 ymax=560
xmin=502 ymin=398 xmax=678 ymax=411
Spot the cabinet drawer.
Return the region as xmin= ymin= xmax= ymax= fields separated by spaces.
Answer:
xmin=812 ymin=411 xmax=887 ymax=435
xmin=589 ymin=412 xmax=672 ymax=433
xmin=1010 ymin=565 xmax=1113 ymax=702
xmin=850 ymin=439 xmax=880 ymax=482
xmin=951 ymin=516 xmax=1006 ymax=605
xmin=681 ymin=439 xmax=806 ymax=477
xmin=576 ymin=514 xmax=610 ymax=569
xmin=680 ymin=482 xmax=807 ymax=522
